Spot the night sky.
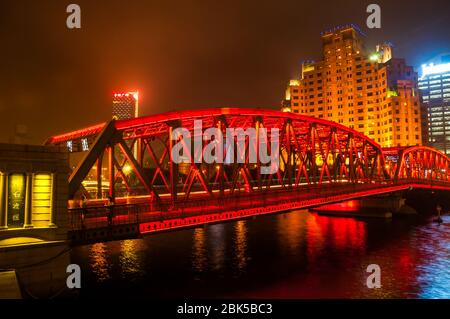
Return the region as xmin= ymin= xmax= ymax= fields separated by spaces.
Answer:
xmin=1 ymin=0 xmax=450 ymax=144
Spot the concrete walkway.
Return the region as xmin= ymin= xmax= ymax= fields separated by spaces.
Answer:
xmin=0 ymin=270 xmax=22 ymax=299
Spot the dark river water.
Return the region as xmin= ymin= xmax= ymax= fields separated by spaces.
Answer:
xmin=70 ymin=210 xmax=450 ymax=299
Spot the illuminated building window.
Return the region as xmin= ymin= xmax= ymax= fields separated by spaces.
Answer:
xmin=32 ymin=174 xmax=53 ymax=228
xmin=81 ymin=138 xmax=89 ymax=151
xmin=67 ymin=140 xmax=73 ymax=152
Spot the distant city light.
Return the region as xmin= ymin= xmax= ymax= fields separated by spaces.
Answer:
xmin=421 ymin=62 xmax=450 ymax=78
xmin=114 ymin=91 xmax=139 ymax=100
xmin=369 ymin=53 xmax=380 ymax=62
xmin=81 ymin=138 xmax=89 ymax=151
xmin=122 ymin=163 xmax=132 ymax=175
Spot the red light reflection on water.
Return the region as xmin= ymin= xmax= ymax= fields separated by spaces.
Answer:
xmin=244 ymin=212 xmax=368 ymax=298
xmin=314 ymin=200 xmax=361 ymax=212
xmin=312 ymin=213 xmax=366 ymax=250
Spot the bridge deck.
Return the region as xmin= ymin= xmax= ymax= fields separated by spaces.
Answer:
xmin=67 ymin=179 xmax=450 ymax=243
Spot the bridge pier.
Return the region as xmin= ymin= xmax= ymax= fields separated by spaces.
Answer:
xmin=360 ymin=194 xmax=417 ymax=216
xmin=312 ymin=193 xmax=416 ymax=218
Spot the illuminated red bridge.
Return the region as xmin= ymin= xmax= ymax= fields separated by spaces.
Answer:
xmin=45 ymin=108 xmax=450 ymax=243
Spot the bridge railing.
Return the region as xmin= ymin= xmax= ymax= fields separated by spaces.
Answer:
xmin=69 ymin=203 xmax=150 ymax=230
xmin=67 ymin=178 xmax=449 ymax=231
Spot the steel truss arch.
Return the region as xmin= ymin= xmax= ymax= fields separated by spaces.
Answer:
xmin=49 ymin=108 xmax=450 ymax=203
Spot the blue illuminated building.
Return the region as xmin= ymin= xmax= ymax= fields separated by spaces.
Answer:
xmin=418 ymin=54 xmax=450 ymax=154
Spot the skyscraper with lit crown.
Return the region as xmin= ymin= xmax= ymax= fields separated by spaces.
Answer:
xmin=283 ymin=24 xmax=423 ymax=148
xmin=112 ymin=91 xmax=139 ymax=120
xmin=112 ymin=91 xmax=140 ymax=159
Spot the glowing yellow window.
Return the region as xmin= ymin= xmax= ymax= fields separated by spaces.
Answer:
xmin=7 ymin=174 xmax=26 ymax=228
xmin=32 ymin=174 xmax=53 ymax=228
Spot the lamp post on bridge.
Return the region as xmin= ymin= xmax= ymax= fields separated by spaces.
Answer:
xmin=436 ymin=204 xmax=443 ymax=224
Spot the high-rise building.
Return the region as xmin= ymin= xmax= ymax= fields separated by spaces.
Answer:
xmin=112 ymin=91 xmax=140 ymax=160
xmin=112 ymin=91 xmax=139 ymax=120
xmin=283 ymin=24 xmax=423 ymax=147
xmin=418 ymin=54 xmax=450 ymax=155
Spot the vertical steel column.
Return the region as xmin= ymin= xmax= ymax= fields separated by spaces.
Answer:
xmin=310 ymin=124 xmax=316 ymax=184
xmin=348 ymin=134 xmax=354 ymax=182
xmin=255 ymin=117 xmax=262 ymax=190
xmin=330 ymin=129 xmax=337 ymax=181
xmin=363 ymin=142 xmax=369 ymax=178
xmin=136 ymin=138 xmax=143 ymax=165
xmin=218 ymin=119 xmax=225 ymax=196
xmin=286 ymin=120 xmax=292 ymax=188
xmin=108 ymin=145 xmax=115 ymax=199
xmin=96 ymin=152 xmax=103 ymax=199
xmin=168 ymin=125 xmax=178 ymax=203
